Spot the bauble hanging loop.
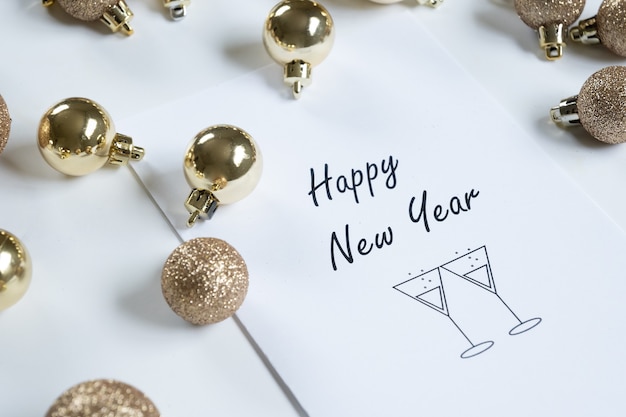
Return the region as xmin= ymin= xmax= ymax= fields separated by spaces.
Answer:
xmin=183 ymin=125 xmax=262 ymax=227
xmin=163 ymin=0 xmax=190 ymax=20
xmin=0 ymin=229 xmax=32 ymax=311
xmin=514 ymin=0 xmax=586 ymax=60
xmin=42 ymin=0 xmax=134 ymax=35
xmin=38 ymin=97 xmax=145 ymax=176
xmin=550 ymin=66 xmax=626 ymax=144
xmin=263 ymin=0 xmax=335 ymax=98
xmin=570 ymin=0 xmax=626 ymax=57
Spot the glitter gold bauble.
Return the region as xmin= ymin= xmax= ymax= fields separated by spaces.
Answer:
xmin=514 ymin=0 xmax=585 ymax=28
xmin=43 ymin=0 xmax=134 ymax=35
xmin=550 ymin=66 xmax=626 ymax=144
xmin=46 ymin=379 xmax=160 ymax=417
xmin=514 ymin=0 xmax=586 ymax=60
xmin=570 ymin=0 xmax=626 ymax=57
xmin=183 ymin=125 xmax=262 ymax=227
xmin=56 ymin=0 xmax=119 ymax=20
xmin=597 ymin=0 xmax=626 ymax=56
xmin=0 ymin=230 xmax=32 ymax=311
xmin=161 ymin=238 xmax=249 ymax=325
xmin=578 ymin=66 xmax=626 ymax=144
xmin=0 ymin=95 xmax=10 ymax=155
xmin=38 ymin=97 xmax=144 ymax=176
xmin=263 ymin=0 xmax=335 ymax=98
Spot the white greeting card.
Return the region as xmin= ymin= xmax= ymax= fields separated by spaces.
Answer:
xmin=125 ymin=12 xmax=626 ymax=417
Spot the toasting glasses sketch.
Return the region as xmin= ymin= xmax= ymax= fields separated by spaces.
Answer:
xmin=441 ymin=247 xmax=541 ymax=335
xmin=394 ymin=266 xmax=495 ymax=359
xmin=394 ymin=246 xmax=541 ymax=359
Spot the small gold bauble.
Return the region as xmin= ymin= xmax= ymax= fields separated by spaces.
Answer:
xmin=263 ymin=0 xmax=335 ymax=98
xmin=46 ymin=379 xmax=160 ymax=417
xmin=183 ymin=124 xmax=262 ymax=227
xmin=38 ymin=97 xmax=144 ymax=176
xmin=161 ymin=237 xmax=249 ymax=325
xmin=0 ymin=229 xmax=32 ymax=311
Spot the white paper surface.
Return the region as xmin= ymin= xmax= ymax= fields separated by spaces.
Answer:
xmin=126 ymin=12 xmax=626 ymax=416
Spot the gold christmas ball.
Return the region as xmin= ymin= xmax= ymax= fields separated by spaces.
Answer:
xmin=161 ymin=237 xmax=249 ymax=325
xmin=578 ymin=66 xmax=626 ymax=144
xmin=597 ymin=0 xmax=626 ymax=57
xmin=38 ymin=97 xmax=143 ymax=176
xmin=263 ymin=0 xmax=335 ymax=67
xmin=183 ymin=125 xmax=262 ymax=205
xmin=38 ymin=97 xmax=117 ymax=176
xmin=46 ymin=379 xmax=160 ymax=417
xmin=43 ymin=0 xmax=135 ymax=35
xmin=514 ymin=0 xmax=585 ymax=29
xmin=56 ymin=0 xmax=119 ymax=21
xmin=0 ymin=94 xmax=11 ymax=155
xmin=0 ymin=229 xmax=32 ymax=311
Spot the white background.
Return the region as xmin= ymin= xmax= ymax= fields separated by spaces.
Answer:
xmin=1 ymin=0 xmax=625 ymax=416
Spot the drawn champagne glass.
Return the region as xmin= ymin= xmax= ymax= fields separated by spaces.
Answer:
xmin=394 ymin=267 xmax=494 ymax=359
xmin=440 ymin=246 xmax=542 ymax=336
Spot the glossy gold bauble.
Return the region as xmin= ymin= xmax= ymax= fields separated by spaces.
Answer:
xmin=183 ymin=125 xmax=263 ymax=227
xmin=263 ymin=0 xmax=335 ymax=98
xmin=0 ymin=229 xmax=32 ymax=311
xmin=38 ymin=97 xmax=144 ymax=176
